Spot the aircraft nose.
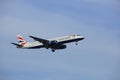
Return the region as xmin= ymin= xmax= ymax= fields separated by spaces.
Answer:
xmin=80 ymin=36 xmax=84 ymax=40
xmin=81 ymin=37 xmax=84 ymax=40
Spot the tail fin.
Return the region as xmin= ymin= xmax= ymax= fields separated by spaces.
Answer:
xmin=17 ymin=35 xmax=27 ymax=46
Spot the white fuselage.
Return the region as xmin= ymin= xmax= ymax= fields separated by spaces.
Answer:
xmin=23 ymin=34 xmax=84 ymax=48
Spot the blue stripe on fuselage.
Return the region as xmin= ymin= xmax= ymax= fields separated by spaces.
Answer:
xmin=27 ymin=45 xmax=45 ymax=49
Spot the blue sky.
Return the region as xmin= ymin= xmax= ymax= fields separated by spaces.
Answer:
xmin=0 ymin=0 xmax=120 ymax=80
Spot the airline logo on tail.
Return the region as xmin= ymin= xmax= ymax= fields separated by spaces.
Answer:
xmin=17 ymin=35 xmax=27 ymax=46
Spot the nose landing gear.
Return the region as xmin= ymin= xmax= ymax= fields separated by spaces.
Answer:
xmin=75 ymin=42 xmax=78 ymax=45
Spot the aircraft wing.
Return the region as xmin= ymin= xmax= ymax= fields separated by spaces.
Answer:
xmin=29 ymin=35 xmax=49 ymax=44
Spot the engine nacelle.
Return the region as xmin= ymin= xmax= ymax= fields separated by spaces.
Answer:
xmin=55 ymin=45 xmax=67 ymax=49
xmin=49 ymin=40 xmax=58 ymax=45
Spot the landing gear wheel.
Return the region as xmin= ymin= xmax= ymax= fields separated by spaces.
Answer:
xmin=75 ymin=42 xmax=78 ymax=45
xmin=46 ymin=47 xmax=49 ymax=49
xmin=52 ymin=49 xmax=55 ymax=52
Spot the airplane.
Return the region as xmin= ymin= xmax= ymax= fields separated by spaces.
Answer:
xmin=11 ymin=34 xmax=84 ymax=52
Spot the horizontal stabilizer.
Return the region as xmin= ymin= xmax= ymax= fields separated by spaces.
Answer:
xmin=11 ymin=43 xmax=22 ymax=47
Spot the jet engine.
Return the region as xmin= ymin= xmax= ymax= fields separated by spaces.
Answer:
xmin=49 ymin=40 xmax=58 ymax=45
xmin=54 ymin=45 xmax=67 ymax=49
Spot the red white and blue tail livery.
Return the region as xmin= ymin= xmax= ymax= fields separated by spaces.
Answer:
xmin=12 ymin=34 xmax=84 ymax=52
xmin=17 ymin=35 xmax=27 ymax=46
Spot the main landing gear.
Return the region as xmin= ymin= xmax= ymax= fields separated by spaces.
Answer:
xmin=75 ymin=42 xmax=78 ymax=45
xmin=52 ymin=49 xmax=55 ymax=52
